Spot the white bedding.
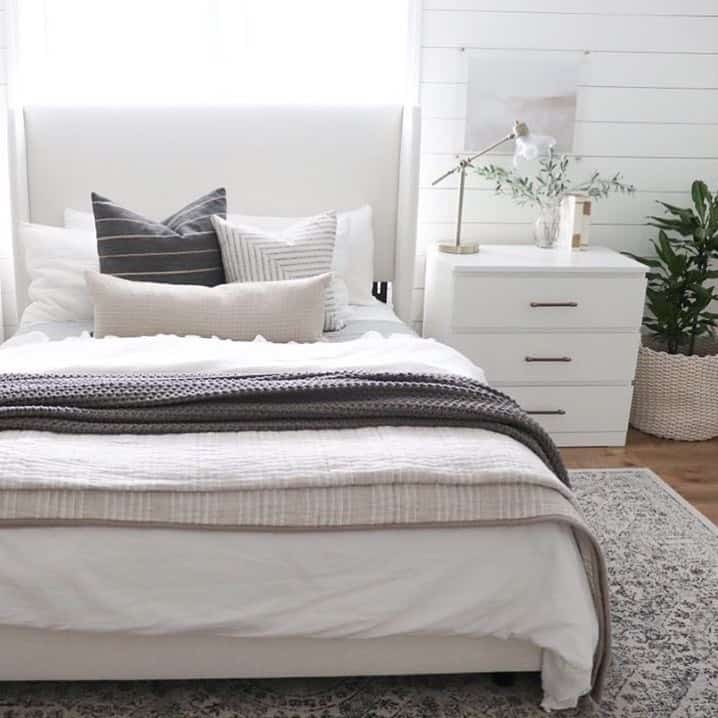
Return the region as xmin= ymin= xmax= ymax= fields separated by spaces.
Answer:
xmin=0 ymin=331 xmax=596 ymax=710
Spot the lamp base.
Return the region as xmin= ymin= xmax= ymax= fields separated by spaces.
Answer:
xmin=438 ymin=242 xmax=480 ymax=254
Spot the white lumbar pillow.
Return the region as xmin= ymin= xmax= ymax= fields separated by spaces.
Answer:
xmin=86 ymin=271 xmax=331 ymax=342
xmin=19 ymin=222 xmax=98 ymax=326
xmin=64 ymin=204 xmax=376 ymax=306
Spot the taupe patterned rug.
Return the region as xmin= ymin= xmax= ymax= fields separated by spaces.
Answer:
xmin=1 ymin=468 xmax=716 ymax=717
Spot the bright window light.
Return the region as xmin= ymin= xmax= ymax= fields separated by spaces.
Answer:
xmin=15 ymin=0 xmax=411 ymax=104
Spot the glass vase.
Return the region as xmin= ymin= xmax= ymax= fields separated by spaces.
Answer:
xmin=534 ymin=203 xmax=561 ymax=249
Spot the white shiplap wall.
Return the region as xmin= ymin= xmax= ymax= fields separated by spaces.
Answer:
xmin=414 ymin=0 xmax=718 ymax=329
xmin=0 ymin=1 xmax=9 ymax=341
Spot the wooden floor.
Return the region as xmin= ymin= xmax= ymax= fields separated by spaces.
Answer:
xmin=562 ymin=429 xmax=718 ymax=524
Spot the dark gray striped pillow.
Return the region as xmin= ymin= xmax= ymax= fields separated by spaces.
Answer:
xmin=92 ymin=188 xmax=227 ymax=285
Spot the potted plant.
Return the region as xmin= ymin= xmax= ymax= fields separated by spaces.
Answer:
xmin=627 ymin=180 xmax=718 ymax=441
xmin=475 ymin=151 xmax=635 ymax=248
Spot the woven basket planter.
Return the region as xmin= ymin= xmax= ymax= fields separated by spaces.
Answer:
xmin=630 ymin=338 xmax=718 ymax=441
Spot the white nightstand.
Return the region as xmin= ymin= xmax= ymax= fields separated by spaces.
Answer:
xmin=423 ymin=245 xmax=648 ymax=447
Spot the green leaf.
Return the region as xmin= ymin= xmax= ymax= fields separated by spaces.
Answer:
xmin=692 ymin=180 xmax=709 ymax=220
xmin=657 ymin=201 xmax=696 ymax=221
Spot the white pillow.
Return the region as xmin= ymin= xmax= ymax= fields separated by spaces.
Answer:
xmin=19 ymin=223 xmax=98 ymax=326
xmin=64 ymin=205 xmax=376 ymax=306
xmin=86 ymin=270 xmax=331 ymax=342
xmin=230 ymin=206 xmax=375 ymax=306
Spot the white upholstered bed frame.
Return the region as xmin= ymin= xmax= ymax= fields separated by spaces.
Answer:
xmin=2 ymin=104 xmax=541 ymax=681
xmin=10 ymin=104 xmax=421 ymax=322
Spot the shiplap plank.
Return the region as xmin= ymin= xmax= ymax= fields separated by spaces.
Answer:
xmin=420 ymin=189 xmax=535 ymax=223
xmin=580 ymin=53 xmax=718 ymax=89
xmin=422 ymin=48 xmax=718 ymax=88
xmin=422 ymin=118 xmax=718 ymax=157
xmin=424 ymin=1 xmax=718 ymax=14
xmin=417 ymin=222 xmax=537 ymax=254
xmin=579 ymin=88 xmax=718 ymax=123
xmin=418 ymin=187 xmax=686 ymax=225
xmin=423 ymin=11 xmax=718 ymax=52
xmin=417 ymin=221 xmax=537 ymax=248
xmin=421 ymin=49 xmax=468 ymax=84
xmin=422 ymin=118 xmax=473 ymax=152
xmin=421 ymin=84 xmax=463 ymax=118
xmin=421 ymin=84 xmax=718 ymax=123
xmin=417 ymin=222 xmax=658 ymax=249
xmin=420 ymin=155 xmax=718 ymax=193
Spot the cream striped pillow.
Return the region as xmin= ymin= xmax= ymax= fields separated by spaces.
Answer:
xmin=212 ymin=212 xmax=344 ymax=332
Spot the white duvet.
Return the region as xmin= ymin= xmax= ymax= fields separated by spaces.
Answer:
xmin=1 ymin=328 xmax=481 ymax=378
xmin=0 ymin=331 xmax=597 ymax=711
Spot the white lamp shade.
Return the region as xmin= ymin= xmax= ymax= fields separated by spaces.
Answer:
xmin=513 ymin=132 xmax=556 ymax=165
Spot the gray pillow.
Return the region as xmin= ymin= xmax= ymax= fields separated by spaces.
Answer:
xmin=92 ymin=188 xmax=226 ymax=285
xmin=86 ymin=271 xmax=331 ymax=342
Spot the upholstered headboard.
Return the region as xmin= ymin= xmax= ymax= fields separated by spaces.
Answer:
xmin=9 ymin=104 xmax=420 ymax=321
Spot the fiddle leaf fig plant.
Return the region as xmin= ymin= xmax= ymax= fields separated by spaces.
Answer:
xmin=626 ymin=180 xmax=718 ymax=355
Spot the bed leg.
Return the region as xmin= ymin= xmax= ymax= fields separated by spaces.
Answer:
xmin=491 ymin=672 xmax=516 ymax=687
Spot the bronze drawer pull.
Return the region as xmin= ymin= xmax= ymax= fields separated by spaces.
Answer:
xmin=529 ymin=301 xmax=578 ymax=308
xmin=525 ymin=356 xmax=572 ymax=363
xmin=526 ymin=409 xmax=566 ymax=416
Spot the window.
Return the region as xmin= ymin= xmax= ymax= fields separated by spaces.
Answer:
xmin=15 ymin=0 xmax=411 ymax=104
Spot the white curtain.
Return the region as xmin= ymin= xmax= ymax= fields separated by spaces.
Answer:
xmin=15 ymin=0 xmax=410 ymax=104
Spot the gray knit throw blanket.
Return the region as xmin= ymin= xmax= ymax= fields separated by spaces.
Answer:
xmin=0 ymin=371 xmax=570 ymax=487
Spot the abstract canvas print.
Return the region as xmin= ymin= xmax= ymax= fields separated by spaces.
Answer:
xmin=465 ymin=50 xmax=584 ymax=153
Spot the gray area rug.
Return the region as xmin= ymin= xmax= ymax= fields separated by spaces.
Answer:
xmin=0 ymin=468 xmax=716 ymax=717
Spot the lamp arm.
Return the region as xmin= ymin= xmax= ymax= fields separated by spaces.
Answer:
xmin=432 ymin=120 xmax=532 ymax=254
xmin=431 ymin=131 xmax=516 ymax=187
xmin=431 ymin=165 xmax=460 ymax=186
xmin=464 ymin=131 xmax=517 ymax=165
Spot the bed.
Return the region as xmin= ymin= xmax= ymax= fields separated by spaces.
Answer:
xmin=0 ymin=105 xmax=609 ymax=712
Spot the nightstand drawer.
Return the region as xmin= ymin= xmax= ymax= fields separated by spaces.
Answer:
xmin=450 ymin=333 xmax=640 ymax=384
xmin=504 ymin=385 xmax=633 ymax=435
xmin=452 ymin=275 xmax=645 ymax=330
